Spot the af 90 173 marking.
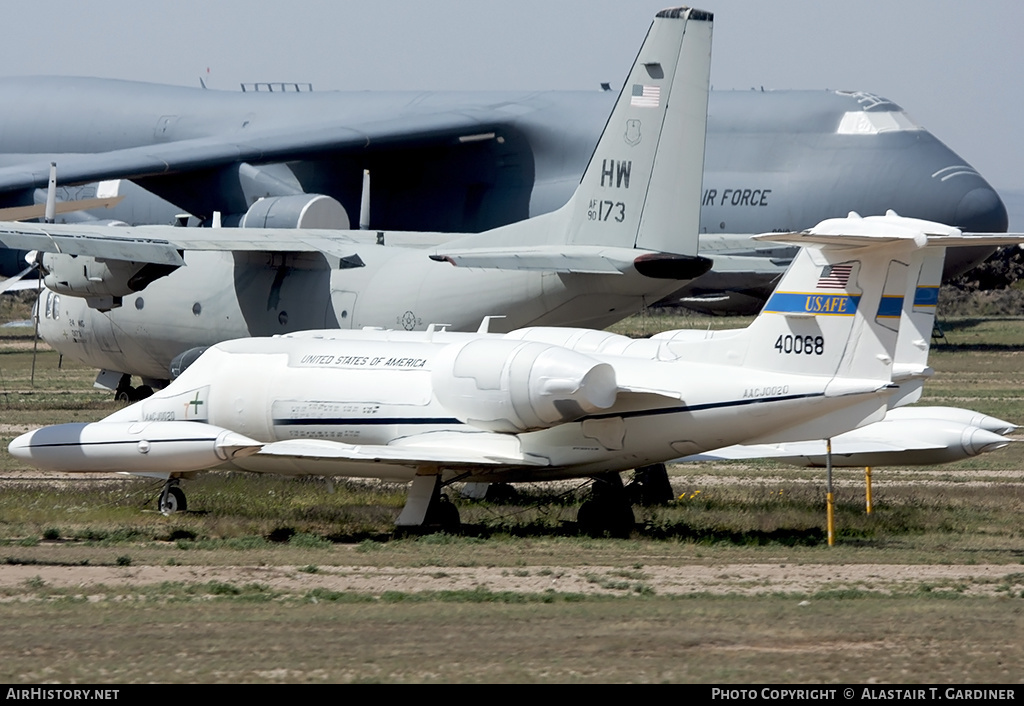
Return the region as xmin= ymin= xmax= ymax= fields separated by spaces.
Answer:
xmin=587 ymin=199 xmax=625 ymax=222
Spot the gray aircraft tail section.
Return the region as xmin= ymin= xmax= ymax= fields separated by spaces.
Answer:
xmin=436 ymin=7 xmax=712 ymax=263
xmin=568 ymin=7 xmax=711 ymax=255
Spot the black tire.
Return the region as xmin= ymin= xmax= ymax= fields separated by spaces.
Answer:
xmin=577 ymin=497 xmax=634 ymax=538
xmin=426 ymin=495 xmax=461 ymax=533
xmin=160 ymin=486 xmax=187 ymax=514
xmin=484 ymin=482 xmax=521 ymax=505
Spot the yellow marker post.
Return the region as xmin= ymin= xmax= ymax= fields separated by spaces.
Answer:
xmin=826 ymin=438 xmax=834 ymax=546
xmin=864 ymin=466 xmax=873 ymax=514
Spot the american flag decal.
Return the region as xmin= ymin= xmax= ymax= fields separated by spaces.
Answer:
xmin=630 ymin=84 xmax=660 ymax=107
xmin=817 ymin=264 xmax=853 ymax=289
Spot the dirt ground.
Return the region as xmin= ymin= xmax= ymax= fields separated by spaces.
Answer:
xmin=2 ymin=560 xmax=1020 ymax=598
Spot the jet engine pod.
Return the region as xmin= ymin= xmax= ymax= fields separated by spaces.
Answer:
xmin=40 ymin=253 xmax=177 ymax=309
xmin=240 ymin=194 xmax=350 ymax=229
xmin=432 ymin=339 xmax=617 ymax=433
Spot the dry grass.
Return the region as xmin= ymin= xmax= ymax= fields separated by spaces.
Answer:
xmin=0 ymin=309 xmax=1022 ymax=682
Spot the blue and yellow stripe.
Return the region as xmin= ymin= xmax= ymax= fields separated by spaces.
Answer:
xmin=913 ymin=285 xmax=939 ymax=310
xmin=876 ymin=295 xmax=904 ymax=319
xmin=763 ymin=292 xmax=860 ymax=316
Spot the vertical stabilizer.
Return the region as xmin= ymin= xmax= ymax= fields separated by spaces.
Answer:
xmin=565 ymin=7 xmax=712 ymax=255
xmin=736 ymin=213 xmax=970 ymax=385
xmin=458 ymin=7 xmax=712 ymax=259
xmin=664 ymin=214 xmax=955 ymax=387
xmin=737 ymin=243 xmax=907 ymax=384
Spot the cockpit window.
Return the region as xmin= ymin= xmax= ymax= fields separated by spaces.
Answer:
xmin=44 ymin=291 xmax=59 ymax=320
xmin=837 ymin=110 xmax=920 ymax=135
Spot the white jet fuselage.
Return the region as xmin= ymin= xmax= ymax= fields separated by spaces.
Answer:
xmin=89 ymin=328 xmax=887 ymax=483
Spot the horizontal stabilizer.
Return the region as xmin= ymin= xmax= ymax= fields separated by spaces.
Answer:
xmin=429 ymin=245 xmax=711 ymax=278
xmin=757 ymin=211 xmax=1024 ymax=250
xmin=429 ymin=246 xmax=629 ymax=274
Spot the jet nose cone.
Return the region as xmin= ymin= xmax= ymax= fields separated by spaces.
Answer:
xmin=954 ymin=187 xmax=1008 ymax=233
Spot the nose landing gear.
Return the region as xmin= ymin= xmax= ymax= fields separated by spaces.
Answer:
xmin=158 ymin=479 xmax=187 ymax=515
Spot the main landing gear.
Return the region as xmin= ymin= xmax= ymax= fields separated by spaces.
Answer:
xmin=395 ymin=474 xmax=461 ymax=534
xmin=114 ymin=373 xmax=154 ymax=403
xmin=577 ymin=472 xmax=636 ymax=538
xmin=394 ymin=466 xmax=674 ymax=536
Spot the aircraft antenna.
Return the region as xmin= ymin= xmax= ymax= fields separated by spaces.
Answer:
xmin=359 ymin=169 xmax=371 ymax=230
xmin=32 ymin=163 xmax=56 ymax=386
xmin=44 ymin=162 xmax=57 ymax=224
xmin=30 ymin=264 xmax=41 ymax=387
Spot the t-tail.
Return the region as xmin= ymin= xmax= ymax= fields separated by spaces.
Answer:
xmin=659 ymin=211 xmax=1024 ymax=388
xmin=739 ymin=211 xmax=1024 ymax=386
xmin=432 ymin=7 xmax=713 ymax=275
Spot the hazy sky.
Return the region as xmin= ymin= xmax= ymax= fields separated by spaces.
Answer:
xmin=5 ymin=0 xmax=1023 ymax=192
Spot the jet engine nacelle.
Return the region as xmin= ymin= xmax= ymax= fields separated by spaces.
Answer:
xmin=40 ymin=252 xmax=177 ymax=310
xmin=240 ymin=194 xmax=350 ymax=229
xmin=431 ymin=339 xmax=617 ymax=433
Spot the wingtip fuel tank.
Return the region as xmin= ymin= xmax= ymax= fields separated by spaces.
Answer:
xmin=8 ymin=421 xmax=263 ymax=474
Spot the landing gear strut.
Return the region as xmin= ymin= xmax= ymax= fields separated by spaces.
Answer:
xmin=158 ymin=479 xmax=187 ymax=515
xmin=624 ymin=463 xmax=675 ymax=506
xmin=395 ymin=474 xmax=461 ymax=534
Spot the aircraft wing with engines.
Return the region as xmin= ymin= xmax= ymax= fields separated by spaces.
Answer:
xmin=0 ymin=109 xmax=505 ymax=197
xmin=0 ymin=220 xmax=698 ymax=278
xmin=0 ymin=221 xmax=401 ymax=265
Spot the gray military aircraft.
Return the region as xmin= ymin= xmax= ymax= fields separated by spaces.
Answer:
xmin=2 ymin=3 xmax=716 ymax=399
xmin=0 ymin=81 xmax=1007 ymax=309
